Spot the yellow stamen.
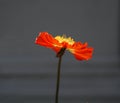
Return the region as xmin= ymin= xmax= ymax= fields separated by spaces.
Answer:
xmin=55 ymin=35 xmax=75 ymax=45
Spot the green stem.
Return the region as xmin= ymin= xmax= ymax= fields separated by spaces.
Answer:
xmin=55 ymin=56 xmax=62 ymax=103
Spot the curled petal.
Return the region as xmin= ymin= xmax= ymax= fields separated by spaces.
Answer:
xmin=68 ymin=42 xmax=93 ymax=60
xmin=35 ymin=32 xmax=54 ymax=47
xmin=74 ymin=47 xmax=93 ymax=60
xmin=35 ymin=32 xmax=62 ymax=53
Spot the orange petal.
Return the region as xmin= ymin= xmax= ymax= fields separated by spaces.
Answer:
xmin=35 ymin=32 xmax=53 ymax=47
xmin=74 ymin=48 xmax=93 ymax=60
xmin=35 ymin=32 xmax=62 ymax=53
xmin=68 ymin=42 xmax=93 ymax=60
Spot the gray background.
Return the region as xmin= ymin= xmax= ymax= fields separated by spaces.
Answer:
xmin=0 ymin=0 xmax=120 ymax=103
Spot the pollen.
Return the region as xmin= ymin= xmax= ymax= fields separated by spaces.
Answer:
xmin=55 ymin=35 xmax=75 ymax=45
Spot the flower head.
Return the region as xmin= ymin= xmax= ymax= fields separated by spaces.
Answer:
xmin=35 ymin=32 xmax=93 ymax=60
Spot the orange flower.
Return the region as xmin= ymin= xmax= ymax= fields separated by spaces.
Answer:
xmin=35 ymin=32 xmax=93 ymax=60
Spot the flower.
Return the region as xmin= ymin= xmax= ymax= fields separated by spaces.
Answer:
xmin=35 ymin=32 xmax=93 ymax=60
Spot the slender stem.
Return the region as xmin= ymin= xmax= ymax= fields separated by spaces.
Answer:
xmin=55 ymin=56 xmax=62 ymax=103
xmin=55 ymin=47 xmax=65 ymax=103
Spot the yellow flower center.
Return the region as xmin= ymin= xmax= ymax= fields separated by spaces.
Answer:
xmin=55 ymin=35 xmax=75 ymax=45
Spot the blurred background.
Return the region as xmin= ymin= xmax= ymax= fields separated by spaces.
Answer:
xmin=0 ymin=0 xmax=120 ymax=103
